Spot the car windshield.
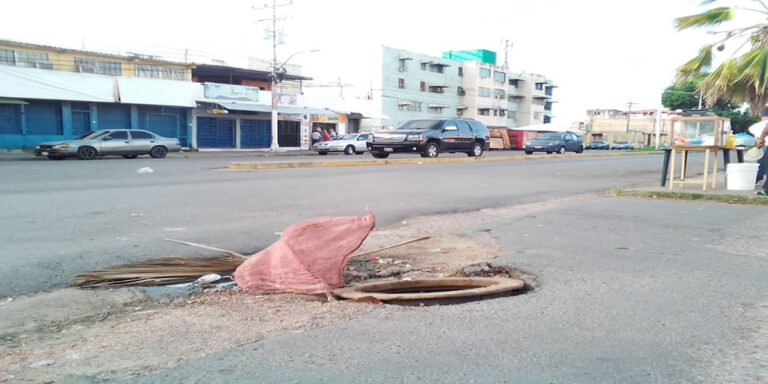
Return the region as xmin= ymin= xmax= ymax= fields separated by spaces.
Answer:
xmin=397 ymin=120 xmax=442 ymax=130
xmin=335 ymin=134 xmax=356 ymax=140
xmin=536 ymin=133 xmax=564 ymax=140
xmin=75 ymin=131 xmax=110 ymax=140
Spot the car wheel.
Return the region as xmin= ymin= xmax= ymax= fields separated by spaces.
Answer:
xmin=371 ymin=152 xmax=389 ymax=159
xmin=122 ymin=155 xmax=138 ymax=159
xmin=525 ymin=150 xmax=533 ymax=155
xmin=423 ymin=142 xmax=439 ymax=158
xmin=468 ymin=142 xmax=483 ymax=157
xmin=76 ymin=146 xmax=97 ymax=160
xmin=318 ymin=151 xmax=328 ymax=155
xmin=149 ymin=146 xmax=168 ymax=159
xmin=557 ymin=146 xmax=566 ymax=155
xmin=576 ymin=147 xmax=583 ymax=153
xmin=344 ymin=145 xmax=355 ymax=155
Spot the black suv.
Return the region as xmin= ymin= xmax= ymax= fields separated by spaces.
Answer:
xmin=367 ymin=119 xmax=490 ymax=159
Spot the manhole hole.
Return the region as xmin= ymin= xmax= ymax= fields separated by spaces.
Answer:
xmin=333 ymin=277 xmax=525 ymax=305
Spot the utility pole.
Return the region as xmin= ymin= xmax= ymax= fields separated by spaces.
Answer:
xmin=503 ymin=39 xmax=513 ymax=70
xmin=625 ymin=99 xmax=637 ymax=133
xmin=254 ymin=0 xmax=292 ymax=151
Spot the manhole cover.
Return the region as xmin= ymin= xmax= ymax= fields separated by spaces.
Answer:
xmin=333 ymin=277 xmax=525 ymax=305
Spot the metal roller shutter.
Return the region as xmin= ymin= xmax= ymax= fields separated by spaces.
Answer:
xmin=197 ymin=117 xmax=235 ymax=148
xmin=241 ymin=119 xmax=270 ymax=148
xmin=146 ymin=114 xmax=178 ymax=138
xmin=0 ymin=104 xmax=21 ymax=134
xmin=97 ymin=105 xmax=130 ymax=130
xmin=25 ymin=101 xmax=62 ymax=135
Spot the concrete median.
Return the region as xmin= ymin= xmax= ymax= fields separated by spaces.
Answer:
xmin=228 ymin=151 xmax=659 ymax=170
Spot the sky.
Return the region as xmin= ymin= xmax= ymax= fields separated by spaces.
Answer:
xmin=0 ymin=0 xmax=736 ymax=123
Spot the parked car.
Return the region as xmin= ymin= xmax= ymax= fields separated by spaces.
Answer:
xmin=367 ymin=119 xmax=490 ymax=159
xmin=35 ymin=129 xmax=181 ymax=160
xmin=585 ymin=140 xmax=610 ymax=150
xmin=524 ymin=132 xmax=583 ymax=154
xmin=612 ymin=141 xmax=635 ymax=150
xmin=315 ymin=133 xmax=370 ymax=155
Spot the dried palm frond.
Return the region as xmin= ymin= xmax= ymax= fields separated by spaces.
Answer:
xmin=71 ymin=254 xmax=246 ymax=288
xmin=70 ymin=236 xmax=432 ymax=288
xmin=71 ymin=239 xmax=248 ymax=288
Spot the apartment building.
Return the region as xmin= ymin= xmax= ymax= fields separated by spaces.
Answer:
xmin=373 ymin=46 xmax=555 ymax=130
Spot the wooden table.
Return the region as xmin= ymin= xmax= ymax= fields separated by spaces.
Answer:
xmin=667 ymin=145 xmax=719 ymax=191
xmin=660 ymin=146 xmax=746 ymax=187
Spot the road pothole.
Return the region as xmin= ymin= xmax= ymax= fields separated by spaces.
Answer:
xmin=333 ymin=276 xmax=525 ymax=306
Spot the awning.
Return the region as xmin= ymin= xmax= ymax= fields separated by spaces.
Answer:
xmin=0 ymin=98 xmax=28 ymax=104
xmin=215 ymin=101 xmax=337 ymax=115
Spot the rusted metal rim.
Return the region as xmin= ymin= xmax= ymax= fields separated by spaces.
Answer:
xmin=332 ymin=277 xmax=525 ymax=301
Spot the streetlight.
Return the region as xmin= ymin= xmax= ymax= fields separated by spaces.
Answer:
xmin=270 ymin=49 xmax=320 ymax=151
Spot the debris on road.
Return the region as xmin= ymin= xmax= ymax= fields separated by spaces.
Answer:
xmin=136 ymin=167 xmax=154 ymax=174
xmin=235 ymin=214 xmax=376 ymax=293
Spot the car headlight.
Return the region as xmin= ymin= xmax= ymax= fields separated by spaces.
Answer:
xmin=53 ymin=144 xmax=69 ymax=149
xmin=406 ymin=134 xmax=423 ymax=141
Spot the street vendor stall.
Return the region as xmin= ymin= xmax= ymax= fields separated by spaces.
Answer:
xmin=663 ymin=115 xmax=731 ymax=191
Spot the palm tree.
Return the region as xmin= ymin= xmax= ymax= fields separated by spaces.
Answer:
xmin=676 ymin=1 xmax=768 ymax=115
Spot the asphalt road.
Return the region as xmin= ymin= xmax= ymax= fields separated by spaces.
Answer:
xmin=5 ymin=152 xmax=768 ymax=383
xmin=129 ymin=197 xmax=768 ymax=383
xmin=2 ymin=152 xmax=662 ymax=297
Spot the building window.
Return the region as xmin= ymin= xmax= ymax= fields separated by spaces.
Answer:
xmin=428 ymin=106 xmax=443 ymax=114
xmin=457 ymin=86 xmax=465 ymax=96
xmin=398 ymin=78 xmax=405 ymax=89
xmin=493 ymin=89 xmax=506 ymax=99
xmin=74 ymin=57 xmax=122 ymax=76
xmin=509 ymin=79 xmax=519 ymax=87
xmin=0 ymin=48 xmax=15 ymax=65
xmin=428 ymin=64 xmax=445 ymax=73
xmin=458 ymin=67 xmax=463 ymax=77
xmin=398 ymin=58 xmax=409 ymax=71
xmin=406 ymin=101 xmax=422 ymax=112
xmin=493 ymin=71 xmax=506 ymax=83
xmin=420 ymin=63 xmax=427 ymax=71
xmin=420 ymin=81 xmax=426 ymax=92
xmin=479 ymin=67 xmax=491 ymax=79
xmin=428 ymin=86 xmax=445 ymax=94
xmin=534 ymin=111 xmax=543 ymax=120
xmin=478 ymin=108 xmax=490 ymax=116
xmin=535 ymin=83 xmax=544 ymax=90
xmin=135 ymin=64 xmax=186 ymax=80
xmin=478 ymin=87 xmax=490 ymax=97
xmin=0 ymin=49 xmax=53 ymax=69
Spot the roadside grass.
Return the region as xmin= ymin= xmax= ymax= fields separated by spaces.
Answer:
xmin=617 ymin=189 xmax=768 ymax=205
xmin=629 ymin=147 xmax=662 ymax=153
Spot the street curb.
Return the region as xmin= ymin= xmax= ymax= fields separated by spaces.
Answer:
xmin=228 ymin=151 xmax=660 ymax=170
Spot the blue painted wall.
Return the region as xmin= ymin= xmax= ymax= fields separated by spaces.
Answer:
xmin=0 ymin=100 xmax=191 ymax=149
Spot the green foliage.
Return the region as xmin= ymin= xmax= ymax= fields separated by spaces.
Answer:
xmin=710 ymin=106 xmax=760 ymax=133
xmin=675 ymin=3 xmax=768 ymax=115
xmin=662 ymin=82 xmax=700 ymax=110
xmin=675 ymin=7 xmax=733 ymax=30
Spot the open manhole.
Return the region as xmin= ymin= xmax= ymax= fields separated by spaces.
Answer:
xmin=333 ymin=277 xmax=525 ymax=305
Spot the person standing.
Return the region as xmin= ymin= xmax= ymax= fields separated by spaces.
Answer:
xmin=755 ymin=123 xmax=768 ymax=195
xmin=311 ymin=128 xmax=321 ymax=146
xmin=322 ymin=129 xmax=331 ymax=141
xmin=329 ymin=128 xmax=337 ymax=139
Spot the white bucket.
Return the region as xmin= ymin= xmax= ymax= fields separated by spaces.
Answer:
xmin=726 ymin=163 xmax=759 ymax=190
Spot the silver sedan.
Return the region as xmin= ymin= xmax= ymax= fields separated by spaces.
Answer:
xmin=35 ymin=129 xmax=182 ymax=160
xmin=315 ymin=133 xmax=370 ymax=155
